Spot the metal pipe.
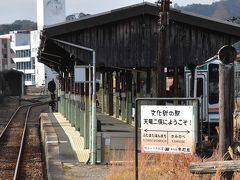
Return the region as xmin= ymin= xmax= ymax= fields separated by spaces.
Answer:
xmin=135 ymin=99 xmax=139 ymax=180
xmin=91 ymin=51 xmax=97 ymax=164
xmin=50 ymin=38 xmax=94 ymax=52
xmin=89 ymin=64 xmax=92 ymax=156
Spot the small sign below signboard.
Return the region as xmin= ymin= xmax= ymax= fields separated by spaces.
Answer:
xmin=74 ymin=66 xmax=86 ymax=82
xmin=141 ymin=105 xmax=195 ymax=154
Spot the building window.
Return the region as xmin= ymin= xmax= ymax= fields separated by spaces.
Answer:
xmin=16 ymin=61 xmax=32 ymax=70
xmin=25 ymin=74 xmax=32 ymax=81
xmin=16 ymin=49 xmax=31 ymax=58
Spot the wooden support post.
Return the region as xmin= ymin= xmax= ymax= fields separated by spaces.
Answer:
xmin=59 ymin=78 xmax=63 ymax=114
xmin=64 ymin=77 xmax=67 ymax=117
xmin=156 ymin=67 xmax=166 ymax=98
xmin=75 ymin=95 xmax=80 ymax=131
xmin=84 ymin=92 xmax=89 ymax=149
xmin=84 ymin=68 xmax=90 ymax=149
xmin=73 ymin=83 xmax=76 ymax=128
xmin=126 ymin=91 xmax=132 ymax=124
xmin=150 ymin=69 xmax=158 ymax=97
xmin=219 ymin=63 xmax=234 ymax=179
xmin=219 ymin=64 xmax=234 ymax=159
xmin=70 ymin=75 xmax=73 ymax=125
xmin=121 ymin=93 xmax=126 ymax=121
xmin=105 ymin=73 xmax=109 ymax=114
xmin=79 ymin=104 xmax=84 ymax=135
xmin=219 ymin=65 xmax=225 ymax=155
xmin=157 ymin=0 xmax=170 ymax=98
xmin=66 ymin=93 xmax=69 ymax=119
xmin=157 ymin=37 xmax=165 ymax=98
xmin=66 ymin=95 xmax=68 ymax=118
xmin=72 ymin=86 xmax=76 ymax=127
xmin=75 ymin=84 xmax=80 ymax=131
xmin=101 ymin=72 xmax=105 ymax=113
xmin=80 ymin=84 xmax=85 ymax=136
xmin=115 ymin=92 xmax=120 ymax=118
xmin=63 ymin=94 xmax=66 ymax=117
xmin=74 ymin=99 xmax=77 ymax=128
xmin=57 ymin=80 xmax=60 ymax=112
xmin=115 ymin=72 xmax=120 ymax=118
xmin=121 ymin=72 xmax=126 ymax=121
xmin=108 ymin=72 xmax=114 ymax=116
xmin=60 ymin=91 xmax=63 ymax=114
xmin=70 ymin=99 xmax=73 ymax=126
xmin=136 ymin=72 xmax=141 ymax=97
xmin=67 ymin=78 xmax=70 ymax=119
xmin=126 ymin=72 xmax=133 ymax=124
xmin=68 ymin=75 xmax=71 ymax=121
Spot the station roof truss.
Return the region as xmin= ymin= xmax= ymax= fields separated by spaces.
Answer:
xmin=38 ymin=2 xmax=240 ymax=73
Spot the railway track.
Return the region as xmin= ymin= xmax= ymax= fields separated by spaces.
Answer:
xmin=0 ymin=102 xmax=48 ymax=180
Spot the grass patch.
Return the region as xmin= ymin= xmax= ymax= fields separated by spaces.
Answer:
xmin=105 ymin=140 xmax=240 ymax=180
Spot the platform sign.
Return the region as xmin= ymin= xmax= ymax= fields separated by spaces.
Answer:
xmin=74 ymin=66 xmax=86 ymax=82
xmin=141 ymin=105 xmax=195 ymax=154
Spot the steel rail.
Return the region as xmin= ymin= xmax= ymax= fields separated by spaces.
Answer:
xmin=0 ymin=101 xmax=48 ymax=139
xmin=0 ymin=105 xmax=27 ymax=139
xmin=13 ymin=101 xmax=49 ymax=179
xmin=0 ymin=101 xmax=49 ymax=179
xmin=13 ymin=106 xmax=31 ymax=180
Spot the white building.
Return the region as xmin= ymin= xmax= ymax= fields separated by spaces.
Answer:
xmin=10 ymin=30 xmax=35 ymax=86
xmin=37 ymin=0 xmax=66 ymax=30
xmin=0 ymin=34 xmax=16 ymax=71
xmin=1 ymin=0 xmax=66 ymax=87
xmin=30 ymin=30 xmax=44 ymax=86
xmin=34 ymin=0 xmax=66 ymax=87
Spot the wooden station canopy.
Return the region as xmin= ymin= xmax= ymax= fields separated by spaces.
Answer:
xmin=38 ymin=2 xmax=240 ymax=72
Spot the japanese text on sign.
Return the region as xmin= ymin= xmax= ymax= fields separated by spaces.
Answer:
xmin=141 ymin=105 xmax=195 ymax=154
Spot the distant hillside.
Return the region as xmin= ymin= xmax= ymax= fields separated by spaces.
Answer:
xmin=0 ymin=20 xmax=37 ymax=35
xmin=175 ymin=0 xmax=240 ymax=22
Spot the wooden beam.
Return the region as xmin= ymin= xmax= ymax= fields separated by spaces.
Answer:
xmin=189 ymin=160 xmax=240 ymax=174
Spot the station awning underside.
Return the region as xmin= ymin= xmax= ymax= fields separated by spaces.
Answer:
xmin=38 ymin=2 xmax=240 ymax=72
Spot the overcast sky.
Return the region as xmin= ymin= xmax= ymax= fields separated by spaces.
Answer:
xmin=0 ymin=0 xmax=218 ymax=24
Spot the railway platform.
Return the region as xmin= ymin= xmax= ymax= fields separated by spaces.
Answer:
xmin=40 ymin=112 xmax=137 ymax=179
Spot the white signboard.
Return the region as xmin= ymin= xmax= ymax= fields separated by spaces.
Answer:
xmin=74 ymin=66 xmax=86 ymax=82
xmin=141 ymin=105 xmax=195 ymax=154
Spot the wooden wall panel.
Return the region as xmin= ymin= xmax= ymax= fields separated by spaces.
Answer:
xmin=56 ymin=15 xmax=239 ymax=68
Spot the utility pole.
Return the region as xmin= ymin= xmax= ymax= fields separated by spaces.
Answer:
xmin=157 ymin=0 xmax=171 ymax=98
xmin=218 ymin=45 xmax=236 ymax=179
xmin=218 ymin=45 xmax=237 ymax=160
